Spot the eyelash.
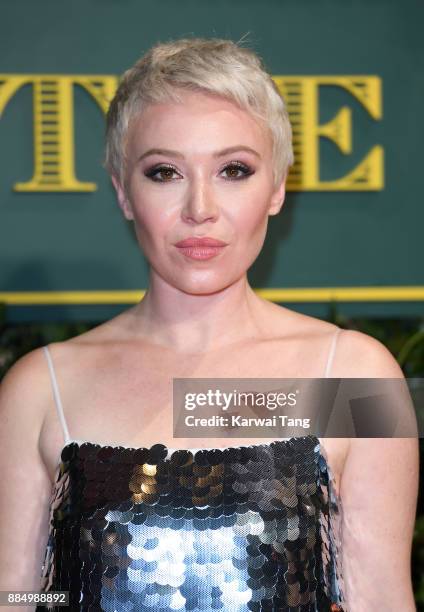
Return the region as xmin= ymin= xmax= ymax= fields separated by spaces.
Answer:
xmin=144 ymin=161 xmax=255 ymax=183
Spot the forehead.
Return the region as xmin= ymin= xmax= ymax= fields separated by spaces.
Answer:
xmin=126 ymin=90 xmax=271 ymax=158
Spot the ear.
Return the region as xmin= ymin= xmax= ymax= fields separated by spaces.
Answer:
xmin=111 ymin=174 xmax=134 ymax=221
xmin=268 ymin=175 xmax=287 ymax=217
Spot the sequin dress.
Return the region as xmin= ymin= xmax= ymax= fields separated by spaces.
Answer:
xmin=38 ymin=330 xmax=346 ymax=612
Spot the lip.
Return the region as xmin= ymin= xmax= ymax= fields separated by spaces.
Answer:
xmin=174 ymin=236 xmax=228 ymax=261
xmin=174 ymin=236 xmax=228 ymax=247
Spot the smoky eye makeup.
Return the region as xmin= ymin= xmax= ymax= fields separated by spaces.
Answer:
xmin=142 ymin=159 xmax=256 ymax=183
xmin=219 ymin=160 xmax=255 ymax=180
xmin=144 ymin=163 xmax=181 ymax=182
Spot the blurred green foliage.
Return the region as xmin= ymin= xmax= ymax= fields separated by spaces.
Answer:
xmin=0 ymin=301 xmax=423 ymax=606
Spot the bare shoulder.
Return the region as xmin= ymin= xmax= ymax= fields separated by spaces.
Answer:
xmin=0 ymin=346 xmax=54 ymax=458
xmin=0 ymin=306 xmax=134 ymax=437
xmin=264 ymin=302 xmax=398 ymax=374
xmin=0 ymin=346 xmax=51 ymax=417
xmin=333 ymin=329 xmax=417 ymax=443
xmin=331 ymin=327 xmax=405 ymax=378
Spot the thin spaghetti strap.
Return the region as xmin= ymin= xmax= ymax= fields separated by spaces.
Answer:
xmin=323 ymin=327 xmax=342 ymax=378
xmin=42 ymin=345 xmax=71 ymax=445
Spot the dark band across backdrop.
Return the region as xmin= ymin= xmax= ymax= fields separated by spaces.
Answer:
xmin=0 ymin=0 xmax=422 ymax=323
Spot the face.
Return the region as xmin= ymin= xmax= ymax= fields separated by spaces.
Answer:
xmin=112 ymin=90 xmax=286 ymax=295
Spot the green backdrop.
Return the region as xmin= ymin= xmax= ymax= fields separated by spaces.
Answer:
xmin=0 ymin=0 xmax=423 ymax=322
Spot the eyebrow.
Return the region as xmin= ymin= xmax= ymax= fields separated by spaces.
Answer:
xmin=137 ymin=145 xmax=261 ymax=162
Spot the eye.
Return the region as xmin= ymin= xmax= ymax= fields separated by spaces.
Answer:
xmin=144 ymin=161 xmax=254 ymax=182
xmin=144 ymin=164 xmax=181 ymax=182
xmin=220 ymin=161 xmax=254 ymax=180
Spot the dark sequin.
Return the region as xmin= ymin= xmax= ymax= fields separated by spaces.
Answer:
xmin=38 ymin=435 xmax=345 ymax=611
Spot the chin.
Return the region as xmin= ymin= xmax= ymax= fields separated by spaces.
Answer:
xmin=171 ymin=274 xmax=237 ymax=296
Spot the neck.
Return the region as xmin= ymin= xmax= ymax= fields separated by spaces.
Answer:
xmin=127 ymin=272 xmax=269 ymax=353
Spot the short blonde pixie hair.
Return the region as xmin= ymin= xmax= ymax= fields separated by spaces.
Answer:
xmin=104 ymin=37 xmax=294 ymax=191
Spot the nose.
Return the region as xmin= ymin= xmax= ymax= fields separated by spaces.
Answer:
xmin=181 ymin=176 xmax=219 ymax=224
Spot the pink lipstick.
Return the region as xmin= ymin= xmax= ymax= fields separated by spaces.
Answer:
xmin=174 ymin=236 xmax=228 ymax=260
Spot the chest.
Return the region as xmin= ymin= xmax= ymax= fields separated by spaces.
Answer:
xmin=40 ymin=342 xmax=349 ymax=495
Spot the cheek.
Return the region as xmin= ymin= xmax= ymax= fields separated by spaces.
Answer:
xmin=228 ymin=189 xmax=271 ymax=238
xmin=131 ymin=200 xmax=172 ymax=248
xmin=128 ymin=179 xmax=180 ymax=243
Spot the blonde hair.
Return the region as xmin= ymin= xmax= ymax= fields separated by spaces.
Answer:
xmin=104 ymin=37 xmax=294 ymax=190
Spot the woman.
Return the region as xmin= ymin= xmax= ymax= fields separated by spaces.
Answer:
xmin=0 ymin=37 xmax=418 ymax=611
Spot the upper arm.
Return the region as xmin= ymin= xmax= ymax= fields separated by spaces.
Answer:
xmin=335 ymin=330 xmax=419 ymax=611
xmin=0 ymin=348 xmax=53 ymax=597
